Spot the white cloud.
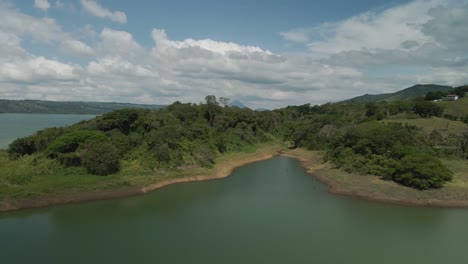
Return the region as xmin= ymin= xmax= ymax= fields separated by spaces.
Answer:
xmin=0 ymin=5 xmax=66 ymax=43
xmin=34 ymin=0 xmax=51 ymax=11
xmin=0 ymin=57 xmax=81 ymax=83
xmin=280 ymin=28 xmax=312 ymax=43
xmin=1 ymin=1 xmax=468 ymax=109
xmin=81 ymin=0 xmax=127 ymax=24
xmin=151 ymin=29 xmax=272 ymax=55
xmin=306 ymin=0 xmax=442 ymax=57
xmin=97 ymin=28 xmax=144 ymax=58
xmin=60 ymin=39 xmax=94 ymax=57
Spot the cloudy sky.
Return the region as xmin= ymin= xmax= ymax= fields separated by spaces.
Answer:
xmin=1 ymin=0 xmax=467 ymax=108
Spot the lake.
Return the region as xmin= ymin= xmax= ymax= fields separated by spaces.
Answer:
xmin=1 ymin=156 xmax=467 ymax=263
xmin=0 ymin=114 xmax=95 ymax=149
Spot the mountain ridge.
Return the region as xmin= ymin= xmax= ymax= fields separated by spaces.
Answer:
xmin=0 ymin=99 xmax=164 ymax=114
xmin=343 ymin=84 xmax=453 ymax=103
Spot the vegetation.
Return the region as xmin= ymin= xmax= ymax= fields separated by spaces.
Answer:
xmin=344 ymin=84 xmax=452 ymax=103
xmin=2 ymin=96 xmax=283 ymax=199
xmin=2 ymin=88 xmax=468 ymax=202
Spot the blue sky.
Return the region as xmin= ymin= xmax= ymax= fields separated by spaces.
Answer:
xmin=1 ymin=0 xmax=467 ymax=108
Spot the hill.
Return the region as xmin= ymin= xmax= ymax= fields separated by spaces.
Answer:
xmin=439 ymin=97 xmax=468 ymax=119
xmin=344 ymin=84 xmax=452 ymax=103
xmin=0 ymin=99 xmax=164 ymax=114
xmin=229 ymin=100 xmax=248 ymax=108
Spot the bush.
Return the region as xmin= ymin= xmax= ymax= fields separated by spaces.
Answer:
xmin=57 ymin=153 xmax=81 ymax=167
xmin=47 ymin=130 xmax=108 ymax=157
xmin=193 ymin=144 xmax=216 ymax=166
xmin=392 ymin=152 xmax=452 ymax=189
xmin=78 ymin=142 xmax=120 ymax=175
xmin=8 ymin=137 xmax=36 ymax=158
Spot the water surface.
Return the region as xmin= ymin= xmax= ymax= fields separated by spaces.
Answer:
xmin=0 ymin=114 xmax=95 ymax=149
xmin=1 ymin=157 xmax=467 ymax=263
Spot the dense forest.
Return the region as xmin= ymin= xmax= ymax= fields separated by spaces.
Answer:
xmin=4 ymin=88 xmax=468 ymax=193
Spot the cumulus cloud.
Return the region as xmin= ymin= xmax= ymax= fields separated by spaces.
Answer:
xmin=60 ymin=39 xmax=94 ymax=57
xmin=151 ymin=29 xmax=272 ymax=55
xmin=1 ymin=1 xmax=468 ymax=108
xmin=0 ymin=5 xmax=66 ymax=43
xmin=34 ymin=0 xmax=51 ymax=11
xmin=97 ymin=28 xmax=144 ymax=58
xmin=0 ymin=57 xmax=80 ymax=83
xmin=81 ymin=0 xmax=127 ymax=24
xmin=280 ymin=0 xmax=468 ymax=98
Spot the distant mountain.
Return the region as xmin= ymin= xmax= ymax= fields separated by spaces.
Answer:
xmin=255 ymin=108 xmax=269 ymax=112
xmin=0 ymin=99 xmax=164 ymax=114
xmin=229 ymin=100 xmax=248 ymax=109
xmin=344 ymin=84 xmax=453 ymax=103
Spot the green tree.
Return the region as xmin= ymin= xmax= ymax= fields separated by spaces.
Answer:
xmin=8 ymin=137 xmax=36 ymax=158
xmin=78 ymin=142 xmax=120 ymax=175
xmin=47 ymin=130 xmax=108 ymax=157
xmin=393 ymin=152 xmax=452 ymax=189
xmin=204 ymin=95 xmax=220 ymax=127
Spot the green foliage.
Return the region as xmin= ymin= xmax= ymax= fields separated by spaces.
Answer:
xmin=96 ymin=108 xmax=149 ymax=134
xmin=393 ymin=152 xmax=452 ymax=189
xmin=193 ymin=144 xmax=216 ymax=166
xmin=6 ymin=94 xmax=463 ymax=192
xmin=78 ymin=142 xmax=120 ymax=175
xmin=8 ymin=136 xmax=36 ymax=158
xmin=413 ymin=101 xmax=443 ymax=117
xmin=47 ymin=130 xmax=108 ymax=157
xmin=425 ymin=91 xmax=445 ymax=101
xmin=326 ymin=122 xmax=453 ymax=189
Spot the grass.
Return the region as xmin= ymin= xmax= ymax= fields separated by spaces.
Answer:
xmin=0 ymin=142 xmax=285 ymax=201
xmin=283 ymin=149 xmax=468 ymax=206
xmin=383 ymin=117 xmax=468 ymax=136
xmin=438 ymin=97 xmax=468 ymax=118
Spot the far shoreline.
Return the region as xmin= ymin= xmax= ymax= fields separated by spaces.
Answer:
xmin=283 ymin=149 xmax=468 ymax=209
xmin=1 ymin=146 xmax=468 ymax=213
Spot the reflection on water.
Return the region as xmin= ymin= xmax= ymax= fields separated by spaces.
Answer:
xmin=1 ymin=157 xmax=468 ymax=264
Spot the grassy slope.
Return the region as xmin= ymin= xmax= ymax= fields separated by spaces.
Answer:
xmin=439 ymin=97 xmax=468 ymax=118
xmin=383 ymin=117 xmax=468 ymax=136
xmin=0 ymin=143 xmax=285 ymax=201
xmin=284 ymin=148 xmax=468 ymax=206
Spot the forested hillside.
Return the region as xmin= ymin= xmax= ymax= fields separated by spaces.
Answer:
xmin=2 ymin=95 xmax=468 ymax=201
xmin=345 ymin=84 xmax=452 ymax=103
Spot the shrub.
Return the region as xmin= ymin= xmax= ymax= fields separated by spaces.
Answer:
xmin=392 ymin=152 xmax=452 ymax=189
xmin=78 ymin=142 xmax=120 ymax=175
xmin=8 ymin=137 xmax=36 ymax=158
xmin=193 ymin=144 xmax=216 ymax=166
xmin=47 ymin=130 xmax=108 ymax=157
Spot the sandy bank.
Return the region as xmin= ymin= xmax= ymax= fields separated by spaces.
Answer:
xmin=282 ymin=150 xmax=468 ymax=208
xmin=2 ymin=146 xmax=467 ymax=213
xmin=0 ymin=147 xmax=280 ymax=212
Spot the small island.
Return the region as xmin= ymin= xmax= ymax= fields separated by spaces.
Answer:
xmin=1 ymin=85 xmax=468 ymax=211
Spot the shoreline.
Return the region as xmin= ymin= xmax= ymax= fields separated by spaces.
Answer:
xmin=2 ymin=146 xmax=468 ymax=213
xmin=0 ymin=147 xmax=280 ymax=213
xmin=282 ymin=150 xmax=468 ymax=209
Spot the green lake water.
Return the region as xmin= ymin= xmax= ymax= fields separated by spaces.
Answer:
xmin=0 ymin=114 xmax=95 ymax=149
xmin=1 ymin=156 xmax=467 ymax=263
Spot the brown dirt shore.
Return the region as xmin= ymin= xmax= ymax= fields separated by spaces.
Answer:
xmin=2 ymin=146 xmax=467 ymax=212
xmin=0 ymin=147 xmax=281 ymax=213
xmin=282 ymin=149 xmax=468 ymax=209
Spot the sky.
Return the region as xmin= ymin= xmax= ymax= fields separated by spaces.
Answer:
xmin=1 ymin=0 xmax=468 ymax=109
